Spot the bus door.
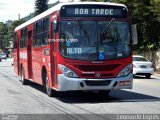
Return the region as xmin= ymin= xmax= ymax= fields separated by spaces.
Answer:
xmin=27 ymin=30 xmax=33 ymax=79
xmin=13 ymin=33 xmax=20 ymax=75
xmin=50 ymin=17 xmax=58 ymax=87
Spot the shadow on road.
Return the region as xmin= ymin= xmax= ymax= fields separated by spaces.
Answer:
xmin=26 ymin=81 xmax=160 ymax=104
xmin=0 ymin=66 xmax=13 ymax=67
xmin=134 ymin=75 xmax=155 ymax=79
xmin=27 ymin=81 xmax=46 ymax=94
xmin=56 ymin=90 xmax=160 ymax=103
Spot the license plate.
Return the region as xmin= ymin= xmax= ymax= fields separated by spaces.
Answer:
xmin=141 ymin=65 xmax=146 ymax=68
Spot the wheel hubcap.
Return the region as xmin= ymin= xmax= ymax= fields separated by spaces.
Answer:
xmin=46 ymin=77 xmax=49 ymax=90
xmin=21 ymin=70 xmax=24 ymax=82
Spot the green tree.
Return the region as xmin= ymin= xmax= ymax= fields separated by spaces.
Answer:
xmin=0 ymin=23 xmax=8 ymax=50
xmin=35 ymin=0 xmax=48 ymax=16
xmin=0 ymin=19 xmax=25 ymax=51
xmin=83 ymin=0 xmax=160 ymax=50
xmin=7 ymin=19 xmax=25 ymax=47
xmin=118 ymin=0 xmax=160 ymax=50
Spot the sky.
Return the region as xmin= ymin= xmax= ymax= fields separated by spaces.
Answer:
xmin=0 ymin=0 xmax=68 ymax=23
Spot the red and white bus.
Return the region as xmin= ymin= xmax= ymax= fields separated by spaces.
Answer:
xmin=13 ymin=2 xmax=133 ymax=97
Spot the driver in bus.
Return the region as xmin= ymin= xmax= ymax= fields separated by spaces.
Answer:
xmin=100 ymin=26 xmax=113 ymax=44
xmin=99 ymin=26 xmax=121 ymax=58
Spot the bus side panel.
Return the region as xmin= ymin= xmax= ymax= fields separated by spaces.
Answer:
xmin=49 ymin=12 xmax=59 ymax=90
xmin=19 ymin=24 xmax=33 ymax=80
xmin=13 ymin=31 xmax=20 ymax=76
xmin=19 ymin=48 xmax=27 ymax=77
xmin=32 ymin=47 xmax=41 ymax=84
xmin=26 ymin=25 xmax=33 ymax=79
xmin=32 ymin=46 xmax=49 ymax=85
xmin=13 ymin=49 xmax=19 ymax=75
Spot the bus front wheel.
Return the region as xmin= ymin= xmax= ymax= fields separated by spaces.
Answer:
xmin=44 ymin=72 xmax=57 ymax=97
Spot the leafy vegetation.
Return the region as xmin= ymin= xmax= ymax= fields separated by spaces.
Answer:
xmin=0 ymin=1 xmax=56 ymax=50
xmin=82 ymin=0 xmax=160 ymax=50
xmin=0 ymin=0 xmax=160 ymax=51
xmin=35 ymin=0 xmax=48 ymax=16
xmin=117 ymin=0 xmax=160 ymax=50
xmin=0 ymin=22 xmax=8 ymax=50
xmin=0 ymin=19 xmax=25 ymax=50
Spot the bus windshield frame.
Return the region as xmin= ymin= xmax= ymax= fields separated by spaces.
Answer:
xmin=59 ymin=18 xmax=131 ymax=61
xmin=59 ymin=4 xmax=130 ymax=61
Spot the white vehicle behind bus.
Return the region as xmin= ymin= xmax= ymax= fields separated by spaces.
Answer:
xmin=133 ymin=55 xmax=154 ymax=78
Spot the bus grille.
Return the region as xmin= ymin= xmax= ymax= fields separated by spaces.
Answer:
xmin=81 ymin=73 xmax=114 ymax=78
xmin=74 ymin=64 xmax=120 ymax=71
xmin=85 ymin=80 xmax=111 ymax=86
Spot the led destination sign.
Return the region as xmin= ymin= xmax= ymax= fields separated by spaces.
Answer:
xmin=71 ymin=8 xmax=114 ymax=15
xmin=60 ymin=5 xmax=128 ymax=18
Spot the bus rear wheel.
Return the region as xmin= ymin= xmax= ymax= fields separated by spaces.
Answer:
xmin=21 ymin=67 xmax=28 ymax=85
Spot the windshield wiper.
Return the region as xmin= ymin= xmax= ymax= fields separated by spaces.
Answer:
xmin=100 ymin=18 xmax=115 ymax=43
xmin=101 ymin=18 xmax=115 ymax=35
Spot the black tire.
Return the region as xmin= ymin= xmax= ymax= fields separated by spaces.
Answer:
xmin=146 ymin=74 xmax=151 ymax=79
xmin=133 ymin=75 xmax=136 ymax=78
xmin=98 ymin=90 xmax=110 ymax=97
xmin=21 ymin=67 xmax=28 ymax=85
xmin=44 ymin=71 xmax=57 ymax=97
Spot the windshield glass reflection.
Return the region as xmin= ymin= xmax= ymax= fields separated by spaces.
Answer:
xmin=59 ymin=20 xmax=131 ymax=61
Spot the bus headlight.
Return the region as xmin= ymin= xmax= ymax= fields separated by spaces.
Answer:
xmin=117 ymin=64 xmax=132 ymax=77
xmin=58 ymin=64 xmax=78 ymax=78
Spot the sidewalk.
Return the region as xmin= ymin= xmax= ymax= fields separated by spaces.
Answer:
xmin=153 ymin=71 xmax=160 ymax=79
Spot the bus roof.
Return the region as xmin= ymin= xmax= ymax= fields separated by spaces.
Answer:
xmin=15 ymin=2 xmax=127 ymax=31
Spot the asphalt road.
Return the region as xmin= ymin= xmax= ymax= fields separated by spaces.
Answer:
xmin=0 ymin=59 xmax=160 ymax=120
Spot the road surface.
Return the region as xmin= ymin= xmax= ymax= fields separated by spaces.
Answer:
xmin=0 ymin=59 xmax=160 ymax=120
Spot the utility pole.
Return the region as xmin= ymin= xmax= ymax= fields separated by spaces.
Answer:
xmin=18 ymin=14 xmax=20 ymax=20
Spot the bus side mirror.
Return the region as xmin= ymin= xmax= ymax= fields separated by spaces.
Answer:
xmin=132 ymin=24 xmax=138 ymax=45
xmin=53 ymin=20 xmax=58 ymax=32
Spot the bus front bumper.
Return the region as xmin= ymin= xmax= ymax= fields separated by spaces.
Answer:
xmin=57 ymin=73 xmax=133 ymax=91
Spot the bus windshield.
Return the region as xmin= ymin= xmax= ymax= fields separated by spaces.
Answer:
xmin=59 ymin=20 xmax=131 ymax=61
